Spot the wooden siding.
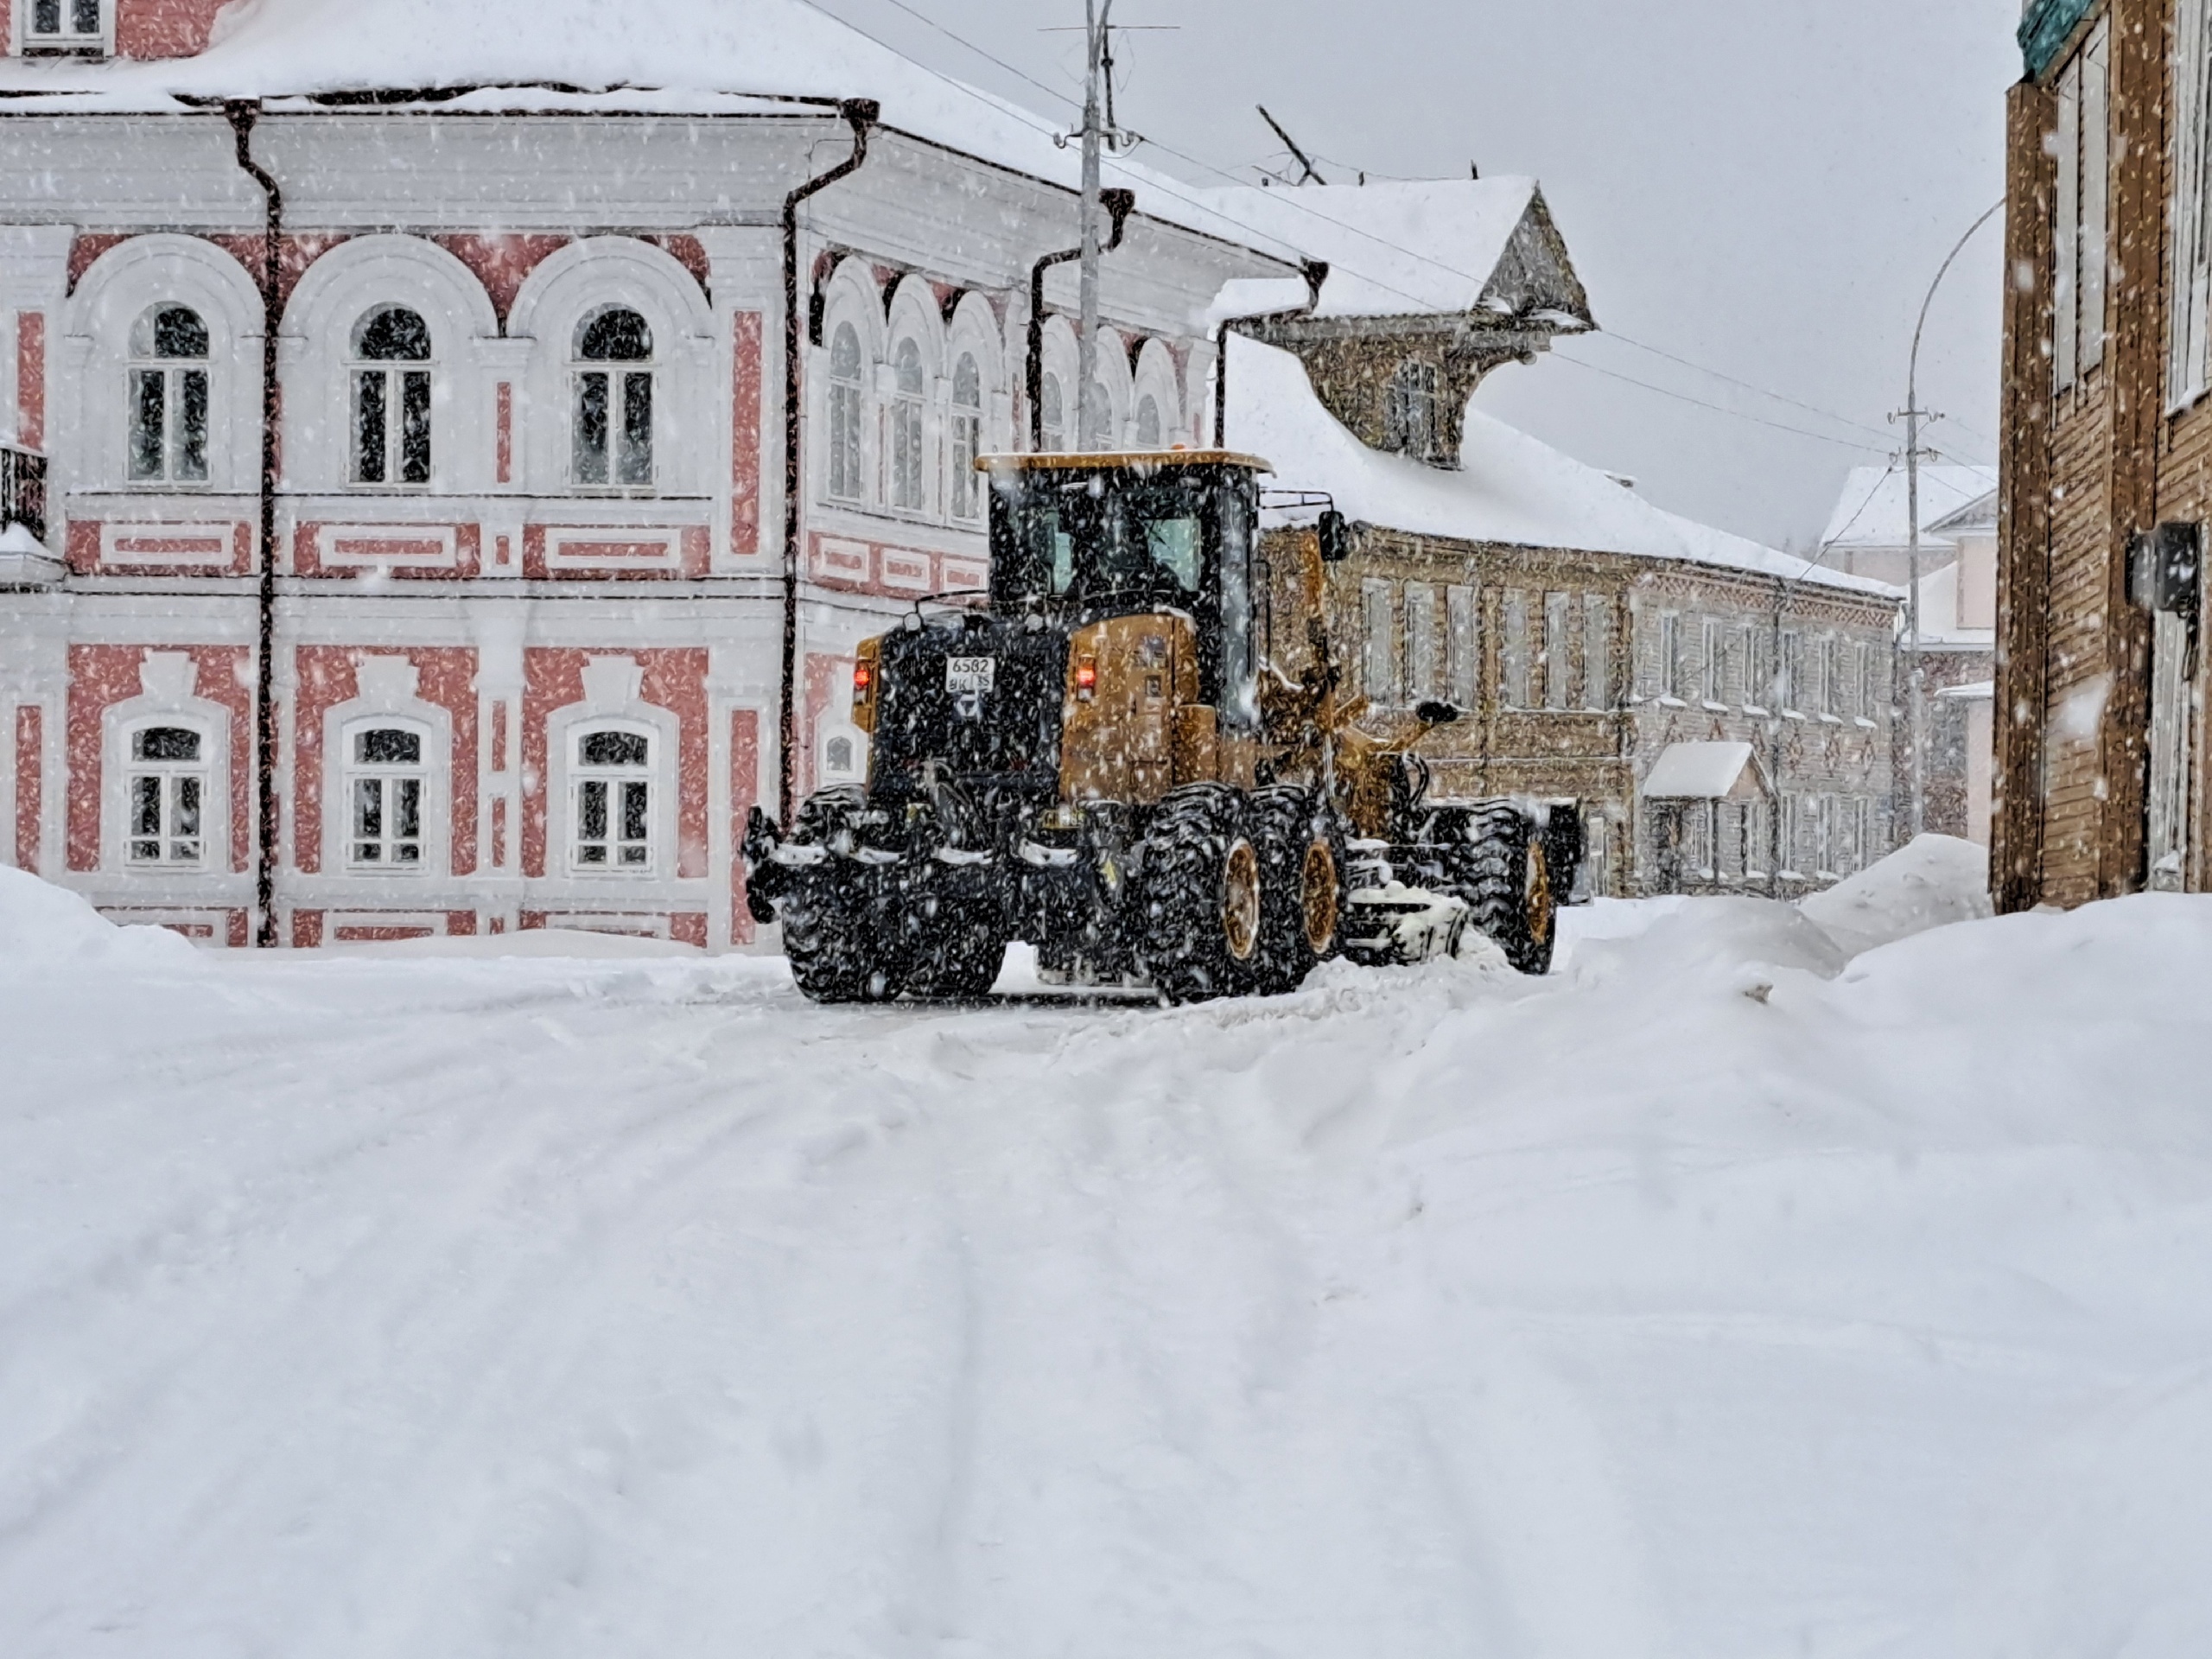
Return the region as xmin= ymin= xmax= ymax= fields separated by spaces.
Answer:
xmin=1997 ymin=77 xmax=2057 ymax=911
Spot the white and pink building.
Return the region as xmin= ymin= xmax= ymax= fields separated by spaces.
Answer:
xmin=0 ymin=0 xmax=1294 ymax=944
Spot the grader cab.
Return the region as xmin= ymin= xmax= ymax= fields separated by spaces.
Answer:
xmin=744 ymin=451 xmax=1577 ymax=1003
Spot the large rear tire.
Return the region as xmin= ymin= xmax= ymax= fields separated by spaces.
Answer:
xmin=1136 ymin=785 xmax=1263 ymax=1004
xmin=1249 ymin=785 xmax=1345 ymax=995
xmin=1456 ymin=806 xmax=1557 ymax=976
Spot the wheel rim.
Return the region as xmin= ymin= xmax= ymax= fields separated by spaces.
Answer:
xmin=1222 ymin=839 xmax=1262 ymax=962
xmin=1300 ymin=838 xmax=1339 ymax=955
xmin=1526 ymin=844 xmax=1554 ymax=946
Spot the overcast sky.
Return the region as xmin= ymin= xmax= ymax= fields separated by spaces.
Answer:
xmin=809 ymin=0 xmax=2024 ymax=551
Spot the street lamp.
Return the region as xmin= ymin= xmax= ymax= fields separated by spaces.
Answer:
xmin=1899 ymin=199 xmax=2003 ymax=841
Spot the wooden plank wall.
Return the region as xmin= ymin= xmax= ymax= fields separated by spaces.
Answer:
xmin=2098 ymin=0 xmax=2167 ymax=897
xmin=1996 ymin=79 xmax=2056 ymax=912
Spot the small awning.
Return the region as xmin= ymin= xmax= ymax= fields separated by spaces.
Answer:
xmin=1642 ymin=741 xmax=1770 ymax=803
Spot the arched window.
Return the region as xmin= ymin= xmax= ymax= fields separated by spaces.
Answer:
xmin=573 ymin=727 xmax=653 ymax=871
xmin=125 ymin=725 xmax=205 ymax=868
xmin=949 ymin=353 xmax=983 ymax=519
xmin=347 ymin=726 xmax=425 ymax=868
xmin=574 ymin=307 xmax=654 ymax=488
xmin=1135 ymin=393 xmax=1162 ymax=450
xmin=1384 ymin=359 xmax=1440 ymax=461
xmin=889 ymin=338 xmax=926 ymax=512
xmin=827 ymin=322 xmax=865 ymax=501
xmin=352 ymin=306 xmax=432 ymax=486
xmin=128 ymin=305 xmax=210 ymax=485
xmin=1039 ymin=372 xmax=1065 ymax=454
xmin=1082 ymin=380 xmax=1114 ymax=452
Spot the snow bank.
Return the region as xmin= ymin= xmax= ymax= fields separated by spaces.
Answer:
xmin=1800 ymin=833 xmax=1993 ymax=958
xmin=3 ymin=893 xmax=2210 ymax=1656
xmin=0 ymin=868 xmax=202 ymax=973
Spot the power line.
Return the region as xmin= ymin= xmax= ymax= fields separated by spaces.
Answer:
xmin=1548 ymin=353 xmax=1893 ymax=454
xmin=807 ymin=0 xmax=1933 ymax=459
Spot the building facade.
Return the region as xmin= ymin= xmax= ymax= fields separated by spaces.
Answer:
xmin=1998 ymin=0 xmax=2211 ymax=906
xmin=0 ymin=1 xmax=1293 ymax=944
xmin=1220 ymin=182 xmax=1901 ymax=900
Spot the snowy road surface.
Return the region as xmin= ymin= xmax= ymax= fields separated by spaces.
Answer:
xmin=3 ymin=871 xmax=2209 ymax=1657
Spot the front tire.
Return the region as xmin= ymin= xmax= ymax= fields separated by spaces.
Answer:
xmin=782 ymin=881 xmax=905 ymax=1002
xmin=1136 ymin=785 xmax=1264 ymax=1004
xmin=1454 ymin=805 xmax=1557 ymax=976
xmin=1249 ymin=785 xmax=1345 ymax=995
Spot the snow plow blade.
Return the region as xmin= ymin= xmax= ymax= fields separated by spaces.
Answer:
xmin=1340 ymin=884 xmax=1470 ymax=966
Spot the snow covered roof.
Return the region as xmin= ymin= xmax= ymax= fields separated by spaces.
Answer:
xmin=1230 ymin=335 xmax=1899 ymax=597
xmin=0 ymin=0 xmax=1302 ymax=263
xmin=1642 ymin=742 xmax=1769 ymax=802
xmin=0 ymin=522 xmax=63 ymax=588
xmin=1819 ymin=464 xmax=1999 ymax=551
xmin=1194 ymin=179 xmax=1592 ymax=327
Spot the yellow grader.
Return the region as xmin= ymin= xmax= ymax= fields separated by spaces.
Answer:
xmin=743 ymin=451 xmax=1579 ymax=1003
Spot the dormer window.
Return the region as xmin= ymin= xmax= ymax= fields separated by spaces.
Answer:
xmin=25 ymin=0 xmax=105 ymax=53
xmin=1384 ymin=359 xmax=1440 ymax=461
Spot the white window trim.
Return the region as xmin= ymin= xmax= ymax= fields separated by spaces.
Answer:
xmin=569 ymin=313 xmax=658 ymax=496
xmin=546 ymin=688 xmax=679 ymax=883
xmin=99 ymin=662 xmax=231 ymax=877
xmin=2173 ymin=0 xmax=2212 ymax=410
xmin=321 ymin=668 xmax=453 ymax=880
xmin=567 ymin=721 xmax=663 ymax=875
xmin=340 ymin=719 xmax=435 ymax=874
xmin=17 ymin=0 xmax=111 ymax=54
xmin=122 ymin=722 xmax=212 ymax=870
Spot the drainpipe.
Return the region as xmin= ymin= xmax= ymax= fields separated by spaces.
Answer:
xmin=1214 ymin=260 xmax=1328 ymax=448
xmin=225 ymin=101 xmax=283 ymax=948
xmin=1027 ymin=188 xmax=1134 ymax=450
xmin=779 ymin=99 xmax=878 ymax=829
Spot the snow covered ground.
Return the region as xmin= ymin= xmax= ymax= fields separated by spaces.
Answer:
xmin=3 ymin=853 xmax=2209 ymax=1658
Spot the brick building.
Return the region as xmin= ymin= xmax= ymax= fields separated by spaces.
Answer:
xmin=1998 ymin=0 xmax=2211 ymax=906
xmin=0 ymin=0 xmax=1296 ymax=945
xmin=1218 ymin=182 xmax=1903 ymax=899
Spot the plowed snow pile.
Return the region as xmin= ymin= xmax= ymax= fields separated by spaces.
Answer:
xmin=2 ymin=871 xmax=2208 ymax=1659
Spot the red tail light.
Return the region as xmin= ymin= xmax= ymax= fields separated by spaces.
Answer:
xmin=852 ymin=661 xmax=874 ymax=700
xmin=1074 ymin=659 xmax=1098 ymax=700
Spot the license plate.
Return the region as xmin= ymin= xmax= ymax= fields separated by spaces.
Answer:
xmin=945 ymin=656 xmax=996 ymax=694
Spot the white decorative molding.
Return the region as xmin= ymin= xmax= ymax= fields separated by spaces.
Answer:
xmin=317 ymin=524 xmax=461 ymax=571
xmin=580 ymin=655 xmax=645 ymax=711
xmin=101 ymin=524 xmax=237 ymax=569
xmin=137 ymin=652 xmax=199 ymax=702
xmin=543 ymin=528 xmax=683 ymax=574
xmin=353 ymin=655 xmax=423 ymax=705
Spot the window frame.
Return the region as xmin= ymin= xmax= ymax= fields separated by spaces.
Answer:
xmin=826 ymin=321 xmax=867 ymax=501
xmin=126 ymin=305 xmax=212 ymax=487
xmin=569 ymin=723 xmax=658 ymax=876
xmin=1384 ymin=359 xmax=1440 ymax=461
xmin=949 ymin=352 xmax=984 ymax=521
xmin=124 ymin=722 xmax=209 ymax=870
xmin=888 ymin=336 xmax=928 ymax=513
xmin=571 ymin=305 xmax=657 ymax=494
xmin=343 ymin=721 xmax=431 ymax=873
xmin=22 ymin=0 xmax=107 ymax=53
xmin=349 ymin=305 xmax=434 ymax=489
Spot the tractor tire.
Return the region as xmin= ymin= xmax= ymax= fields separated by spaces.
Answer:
xmin=1135 ymin=784 xmax=1264 ymax=1004
xmin=899 ymin=885 xmax=1008 ymax=1001
xmin=779 ymin=787 xmax=904 ymax=1004
xmin=780 ymin=881 xmax=905 ymax=1003
xmin=1249 ymin=785 xmax=1346 ymax=995
xmin=1455 ymin=805 xmax=1559 ymax=976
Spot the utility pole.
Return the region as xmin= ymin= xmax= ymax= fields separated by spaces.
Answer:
xmin=1075 ymin=0 xmax=1113 ymax=451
